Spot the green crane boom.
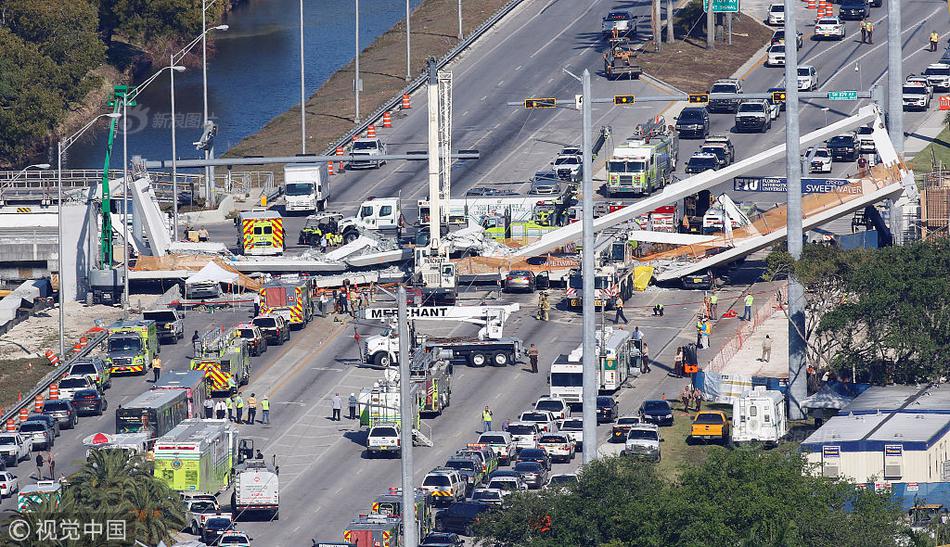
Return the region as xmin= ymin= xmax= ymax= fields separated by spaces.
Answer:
xmin=99 ymin=85 xmax=135 ymax=268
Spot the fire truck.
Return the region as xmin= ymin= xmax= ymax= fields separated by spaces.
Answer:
xmin=564 ymin=239 xmax=636 ymax=310
xmin=258 ymin=278 xmax=314 ymax=328
xmin=343 ymin=514 xmax=400 ymax=547
xmin=606 ymin=117 xmax=678 ymax=196
xmin=190 ymin=329 xmax=251 ymax=394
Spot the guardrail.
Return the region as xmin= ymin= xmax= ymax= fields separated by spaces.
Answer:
xmin=323 ymin=0 xmax=525 ymax=156
xmin=0 ymin=331 xmax=108 ymax=426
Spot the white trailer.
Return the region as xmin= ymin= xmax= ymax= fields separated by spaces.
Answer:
xmin=550 ymin=328 xmax=640 ymax=397
xmin=731 ymin=386 xmax=788 ymax=445
xmin=232 ymin=458 xmax=279 ymax=519
xmin=283 ymin=164 xmax=330 ymax=213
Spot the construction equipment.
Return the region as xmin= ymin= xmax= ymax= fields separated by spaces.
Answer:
xmin=409 ymin=349 xmax=453 ymax=415
xmin=258 ymin=277 xmax=314 ymax=328
xmin=413 ymin=59 xmax=458 ymax=305
xmin=237 ymin=209 xmax=285 ymax=256
xmin=153 ymin=419 xmax=239 ymax=494
xmin=603 ymin=39 xmax=642 ymax=80
xmin=190 ymin=328 xmax=251 ymax=393
xmin=606 ymin=118 xmax=678 ymax=196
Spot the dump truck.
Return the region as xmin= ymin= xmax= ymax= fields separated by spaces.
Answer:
xmin=258 ymin=278 xmax=314 ymax=328
xmin=237 ymin=209 xmax=285 ymax=256
xmin=104 ymin=320 xmax=159 ymax=375
xmin=153 ymin=419 xmax=238 ymax=494
xmin=606 ymin=118 xmax=677 ymax=196
xmin=232 ymin=456 xmax=279 ymax=519
xmin=190 ymin=329 xmax=251 ymax=394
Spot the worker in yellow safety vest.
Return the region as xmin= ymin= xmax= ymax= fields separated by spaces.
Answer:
xmin=261 ymin=396 xmax=270 ymax=424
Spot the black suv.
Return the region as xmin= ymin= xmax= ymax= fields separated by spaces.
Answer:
xmin=827 ymin=133 xmax=859 ymax=161
xmin=435 ymin=502 xmax=493 ymax=536
xmin=838 ymin=0 xmax=869 ymax=20
xmin=639 ymin=399 xmax=674 ymax=426
xmin=252 ymin=315 xmax=290 ymax=345
xmin=675 ymin=107 xmax=710 ymax=139
xmin=597 ymin=396 xmax=619 ymax=423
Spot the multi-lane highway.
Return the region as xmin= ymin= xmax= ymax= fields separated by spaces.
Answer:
xmin=7 ymin=0 xmax=948 ymax=544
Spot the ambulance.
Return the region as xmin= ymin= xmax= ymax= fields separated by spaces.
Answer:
xmin=237 ymin=209 xmax=285 ymax=256
xmin=153 ymin=419 xmax=238 ymax=494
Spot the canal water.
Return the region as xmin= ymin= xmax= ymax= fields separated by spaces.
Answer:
xmin=65 ymin=0 xmax=421 ymax=168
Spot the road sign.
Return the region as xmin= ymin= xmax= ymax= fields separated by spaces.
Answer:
xmin=614 ymin=95 xmax=636 ymax=105
xmin=733 ymin=176 xmax=860 ymax=195
xmin=827 ymin=91 xmax=858 ymax=101
xmin=703 ymin=0 xmax=739 ymax=13
xmin=771 ymin=90 xmax=787 ymax=104
xmin=688 ymin=93 xmax=709 ymax=104
xmin=524 ymin=97 xmax=557 ymax=109
xmin=939 ymin=95 xmax=950 ymax=111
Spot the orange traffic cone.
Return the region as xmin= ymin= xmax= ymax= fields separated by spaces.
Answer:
xmin=336 ymin=146 xmax=345 ymax=172
xmin=382 ymin=112 xmax=392 ymax=128
xmin=327 ymin=161 xmax=335 ymax=176
xmin=401 ymin=93 xmax=411 ymax=109
xmin=367 ymin=124 xmax=377 ymax=138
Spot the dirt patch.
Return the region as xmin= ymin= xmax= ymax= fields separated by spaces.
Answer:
xmin=227 ymin=0 xmax=512 ymax=160
xmin=638 ymin=3 xmax=773 ymax=92
xmin=0 ymin=358 xmax=52 ymax=410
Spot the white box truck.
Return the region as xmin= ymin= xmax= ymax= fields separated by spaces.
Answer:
xmin=232 ymin=458 xmax=279 ymax=519
xmin=283 ymin=164 xmax=330 ymax=213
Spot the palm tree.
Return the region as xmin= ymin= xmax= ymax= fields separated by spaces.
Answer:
xmin=68 ymin=449 xmax=141 ymax=507
xmin=123 ymin=477 xmax=186 ymax=545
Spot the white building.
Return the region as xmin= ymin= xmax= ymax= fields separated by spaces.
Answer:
xmin=801 ymin=385 xmax=950 ymax=485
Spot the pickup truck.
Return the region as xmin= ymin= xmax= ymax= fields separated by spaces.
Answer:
xmin=623 ymin=424 xmax=661 ymax=461
xmin=185 ymin=500 xmax=224 ymax=536
xmin=143 ymin=309 xmax=184 ymax=344
xmin=734 ymin=99 xmax=772 ymax=133
xmin=708 ymin=79 xmax=743 ymax=113
xmin=689 ymin=410 xmax=730 ymax=443
xmin=366 ymin=423 xmax=401 ymax=458
xmin=349 ymin=138 xmax=387 ymax=169
xmin=0 ymin=433 xmax=30 ymax=467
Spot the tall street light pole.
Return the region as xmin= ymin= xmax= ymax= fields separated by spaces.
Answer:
xmin=405 ymin=0 xmax=412 ymax=81
xmin=783 ymin=0 xmax=806 ymax=420
xmin=300 ymin=0 xmax=307 ymax=154
xmin=122 ymin=65 xmax=186 ymax=310
xmin=580 ymin=69 xmax=596 ymax=465
xmin=57 ymin=116 xmax=117 ymax=355
xmin=355 ymin=0 xmax=361 ymax=122
xmin=396 ymin=286 xmax=417 ymax=547
xmin=887 ymin=0 xmax=903 ymax=155
xmin=457 ymin=0 xmax=463 ymax=40
xmin=171 ymin=24 xmax=228 ymax=242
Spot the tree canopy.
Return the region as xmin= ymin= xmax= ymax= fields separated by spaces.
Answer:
xmin=474 ymin=449 xmax=904 ymax=547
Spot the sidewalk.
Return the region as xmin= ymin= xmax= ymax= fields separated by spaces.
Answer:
xmin=905 ymin=108 xmax=948 ymax=160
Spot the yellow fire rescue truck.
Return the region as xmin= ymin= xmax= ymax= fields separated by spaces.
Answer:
xmin=238 ymin=209 xmax=285 ymax=256
xmin=258 ymin=278 xmax=314 ymax=328
xmin=190 ymin=328 xmax=251 ymax=394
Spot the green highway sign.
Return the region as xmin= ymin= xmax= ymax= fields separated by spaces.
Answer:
xmin=703 ymin=0 xmax=739 ymax=13
xmin=827 ymin=91 xmax=858 ymax=101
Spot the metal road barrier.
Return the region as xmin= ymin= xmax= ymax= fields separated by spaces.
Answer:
xmin=0 ymin=330 xmax=108 ymax=427
xmin=323 ymin=0 xmax=526 ymax=156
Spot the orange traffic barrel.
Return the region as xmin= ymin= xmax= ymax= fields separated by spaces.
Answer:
xmin=5 ymin=419 xmax=14 ymax=432
xmin=18 ymin=408 xmax=28 ymax=422
xmin=34 ymin=395 xmax=44 ymax=413
xmin=401 ymin=93 xmax=411 ymax=109
xmin=48 ymin=383 xmax=59 ymax=400
xmin=382 ymin=112 xmax=392 ymax=128
xmin=328 ymin=161 xmax=335 ymax=176
xmin=367 ymin=124 xmax=377 ymax=138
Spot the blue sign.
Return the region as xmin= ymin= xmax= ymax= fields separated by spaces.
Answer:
xmin=733 ymin=176 xmax=859 ymax=194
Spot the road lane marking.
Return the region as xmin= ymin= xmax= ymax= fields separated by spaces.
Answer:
xmin=529 ymin=0 xmax=600 ymax=59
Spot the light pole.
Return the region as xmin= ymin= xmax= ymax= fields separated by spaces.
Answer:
xmin=300 ymin=0 xmax=307 ymax=153
xmin=5 ymin=164 xmax=49 ymax=189
xmin=56 ymin=116 xmax=116 ymax=354
xmin=171 ymin=24 xmax=228 ymax=241
xmin=355 ymin=0 xmax=361 ymax=122
xmin=122 ymin=65 xmax=186 ymax=310
xmin=457 ymin=0 xmax=463 ymax=40
xmin=405 ymin=0 xmax=412 ymax=81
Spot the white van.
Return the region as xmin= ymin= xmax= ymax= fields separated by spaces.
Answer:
xmin=731 ymin=386 xmax=787 ymax=445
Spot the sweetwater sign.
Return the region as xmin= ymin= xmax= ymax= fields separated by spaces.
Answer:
xmin=733 ymin=177 xmax=861 ymax=194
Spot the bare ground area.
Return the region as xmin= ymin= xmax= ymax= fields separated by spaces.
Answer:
xmin=639 ymin=7 xmax=773 ymax=92
xmin=0 ymin=298 xmax=156 ymax=409
xmin=227 ymin=0 xmax=512 ymax=160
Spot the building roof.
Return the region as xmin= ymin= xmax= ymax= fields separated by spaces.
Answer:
xmin=801 ymin=411 xmax=950 ymax=453
xmin=842 ymin=384 xmax=950 ymax=415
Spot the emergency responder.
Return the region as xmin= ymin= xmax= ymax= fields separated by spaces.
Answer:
xmin=261 ymin=396 xmax=270 ymax=424
xmin=203 ymin=397 xmax=214 ymax=419
xmin=696 ymin=317 xmax=704 ymax=349
xmin=615 ymin=296 xmax=628 ymax=324
xmin=865 ymin=19 xmax=873 ymax=44
xmin=348 ymin=393 xmax=358 ymax=419
xmin=709 ymin=292 xmax=719 ymax=319
xmin=247 ymin=393 xmax=257 ymax=425
xmin=235 ymin=393 xmax=245 ymax=424
xmin=860 ymin=18 xmax=868 ymax=43
xmin=192 ymin=330 xmax=201 ymax=355
xmin=700 ymin=318 xmax=711 ymax=349
xmin=527 ymin=344 xmax=539 ymax=374
xmin=742 ymin=293 xmax=754 ymax=321
xmin=226 ymin=396 xmax=234 ymax=421
xmin=931 ymin=31 xmax=941 ymax=52
xmin=215 ymin=399 xmax=227 ymax=420
xmin=653 ymin=303 xmax=664 ymax=316
xmin=482 ymin=405 xmax=494 ymax=432
xmin=331 ymin=393 xmax=343 ymax=421
xmin=227 ymin=375 xmax=237 ymax=394
xmin=537 ymin=292 xmax=551 ymax=321
xmin=152 ymin=354 xmax=161 ymax=382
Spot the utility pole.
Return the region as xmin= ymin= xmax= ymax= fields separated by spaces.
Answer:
xmin=397 ymin=286 xmax=417 ymax=547
xmin=653 ymin=0 xmax=662 ymax=51
xmin=405 ymin=0 xmax=412 ymax=81
xmin=887 ymin=0 xmax=903 ymax=154
xmin=706 ymin=1 xmax=715 ymax=49
xmin=170 ymin=53 xmax=179 ymax=240
xmin=457 ymin=0 xmax=463 ymax=40
xmin=727 ymin=12 xmax=732 ymax=46
xmin=580 ymin=69 xmax=596 ymax=465
xmin=299 ymin=0 xmax=307 ymax=154
xmin=354 ymin=0 xmax=361 ymax=122
xmin=666 ymin=0 xmax=674 ymax=43
xmin=783 ymin=0 xmax=806 ymax=420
